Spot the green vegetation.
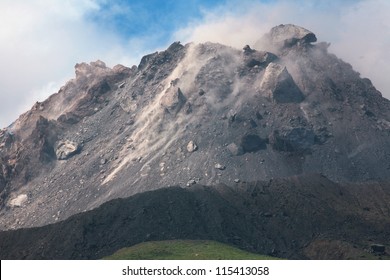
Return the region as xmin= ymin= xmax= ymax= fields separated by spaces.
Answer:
xmin=103 ymin=240 xmax=280 ymax=260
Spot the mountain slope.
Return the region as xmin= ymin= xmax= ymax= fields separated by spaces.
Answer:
xmin=0 ymin=24 xmax=389 ymax=230
xmin=0 ymin=174 xmax=389 ymax=260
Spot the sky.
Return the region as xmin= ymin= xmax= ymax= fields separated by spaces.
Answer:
xmin=0 ymin=0 xmax=389 ymax=128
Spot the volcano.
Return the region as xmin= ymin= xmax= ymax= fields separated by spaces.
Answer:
xmin=0 ymin=24 xmax=389 ymax=259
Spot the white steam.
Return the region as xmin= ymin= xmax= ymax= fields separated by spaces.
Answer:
xmin=174 ymin=0 xmax=390 ymax=100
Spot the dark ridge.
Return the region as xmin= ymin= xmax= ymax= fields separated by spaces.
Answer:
xmin=1 ymin=174 xmax=389 ymax=260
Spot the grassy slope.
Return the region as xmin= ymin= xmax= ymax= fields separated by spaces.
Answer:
xmin=103 ymin=240 xmax=280 ymax=260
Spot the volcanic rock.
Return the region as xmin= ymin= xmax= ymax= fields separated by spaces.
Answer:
xmin=56 ymin=140 xmax=80 ymax=160
xmin=186 ymin=141 xmax=198 ymax=153
xmin=227 ymin=143 xmax=244 ymax=156
xmin=160 ymin=87 xmax=186 ymax=115
xmin=240 ymin=134 xmax=266 ymax=153
xmin=215 ymin=163 xmax=226 ymax=170
xmin=269 ymin=128 xmax=316 ymax=152
xmin=259 ymin=62 xmax=304 ymax=103
xmin=9 ymin=194 xmax=28 ymax=207
xmin=370 ymin=244 xmax=385 ymax=254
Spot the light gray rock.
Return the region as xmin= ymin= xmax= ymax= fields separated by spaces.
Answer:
xmin=56 ymin=140 xmax=80 ymax=160
xmin=186 ymin=179 xmax=196 ymax=187
xmin=260 ymin=63 xmax=304 ymax=103
xmin=215 ymin=163 xmax=226 ymax=170
xmin=160 ymin=87 xmax=186 ymax=115
xmin=186 ymin=141 xmax=198 ymax=153
xmin=8 ymin=194 xmax=28 ymax=207
xmin=227 ymin=143 xmax=244 ymax=156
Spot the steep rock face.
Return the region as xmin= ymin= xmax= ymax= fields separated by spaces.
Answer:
xmin=0 ymin=25 xmax=389 ymax=230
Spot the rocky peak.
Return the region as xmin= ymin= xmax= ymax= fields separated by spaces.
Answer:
xmin=255 ymin=24 xmax=317 ymax=54
xmin=75 ymin=60 xmax=108 ymax=79
xmin=74 ymin=60 xmax=133 ymax=82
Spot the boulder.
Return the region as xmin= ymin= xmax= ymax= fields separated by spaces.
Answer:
xmin=227 ymin=143 xmax=244 ymax=156
xmin=9 ymin=194 xmax=28 ymax=207
xmin=186 ymin=141 xmax=198 ymax=153
xmin=243 ymin=45 xmax=255 ymax=54
xmin=186 ymin=179 xmax=196 ymax=187
xmin=160 ymin=87 xmax=186 ymax=115
xmin=57 ymin=112 xmax=81 ymax=125
xmin=56 ymin=140 xmax=80 ymax=160
xmin=240 ymin=135 xmax=266 ymax=153
xmin=371 ymin=244 xmax=385 ymax=254
xmin=243 ymin=50 xmax=278 ymax=68
xmin=260 ymin=63 xmax=304 ymax=103
xmin=215 ymin=163 xmax=226 ymax=170
xmin=269 ymin=128 xmax=315 ymax=152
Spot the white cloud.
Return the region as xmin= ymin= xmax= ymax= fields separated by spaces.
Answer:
xmin=0 ymin=0 xmax=142 ymax=128
xmin=174 ymin=0 xmax=390 ymax=101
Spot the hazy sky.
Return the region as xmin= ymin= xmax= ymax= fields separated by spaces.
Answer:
xmin=1 ymin=0 xmax=389 ymax=128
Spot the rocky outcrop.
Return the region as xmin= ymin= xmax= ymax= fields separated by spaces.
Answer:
xmin=57 ymin=112 xmax=81 ymax=125
xmin=30 ymin=116 xmax=59 ymax=163
xmin=243 ymin=48 xmax=277 ymax=68
xmin=0 ymin=164 xmax=7 ymax=195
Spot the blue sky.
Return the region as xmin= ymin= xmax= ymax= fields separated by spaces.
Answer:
xmin=88 ymin=0 xmax=223 ymax=41
xmin=0 ymin=0 xmax=389 ymax=128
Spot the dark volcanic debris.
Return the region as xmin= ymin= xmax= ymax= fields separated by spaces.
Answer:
xmin=1 ymin=174 xmax=390 ymax=260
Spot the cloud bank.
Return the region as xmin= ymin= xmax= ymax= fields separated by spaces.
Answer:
xmin=1 ymin=0 xmax=389 ymax=128
xmin=0 ymin=0 xmax=152 ymax=128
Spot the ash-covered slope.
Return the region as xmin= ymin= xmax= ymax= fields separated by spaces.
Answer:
xmin=1 ymin=174 xmax=389 ymax=260
xmin=0 ymin=24 xmax=389 ymax=230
